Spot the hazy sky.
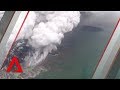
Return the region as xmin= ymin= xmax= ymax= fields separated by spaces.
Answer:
xmin=80 ymin=11 xmax=120 ymax=28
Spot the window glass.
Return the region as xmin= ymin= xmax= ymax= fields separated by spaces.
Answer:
xmin=0 ymin=11 xmax=15 ymax=41
xmin=107 ymin=49 xmax=120 ymax=79
xmin=0 ymin=11 xmax=120 ymax=79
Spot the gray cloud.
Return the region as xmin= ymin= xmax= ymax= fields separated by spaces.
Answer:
xmin=80 ymin=11 xmax=120 ymax=28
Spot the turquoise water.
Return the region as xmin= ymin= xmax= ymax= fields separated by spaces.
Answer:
xmin=35 ymin=23 xmax=116 ymax=79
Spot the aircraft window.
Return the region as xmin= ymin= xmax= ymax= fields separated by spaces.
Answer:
xmin=0 ymin=11 xmax=120 ymax=79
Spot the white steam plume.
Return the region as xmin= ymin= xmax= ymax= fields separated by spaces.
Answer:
xmin=6 ymin=11 xmax=120 ymax=67
xmin=7 ymin=11 xmax=81 ymax=66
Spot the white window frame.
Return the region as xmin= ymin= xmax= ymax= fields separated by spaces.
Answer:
xmin=0 ymin=11 xmax=28 ymax=69
xmin=92 ymin=19 xmax=120 ymax=79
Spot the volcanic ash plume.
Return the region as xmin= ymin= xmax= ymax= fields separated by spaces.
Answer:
xmin=7 ymin=11 xmax=81 ymax=67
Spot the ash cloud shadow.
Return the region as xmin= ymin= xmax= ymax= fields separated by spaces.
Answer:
xmin=79 ymin=25 xmax=104 ymax=32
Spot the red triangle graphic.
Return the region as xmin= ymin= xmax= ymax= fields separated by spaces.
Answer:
xmin=6 ymin=56 xmax=23 ymax=73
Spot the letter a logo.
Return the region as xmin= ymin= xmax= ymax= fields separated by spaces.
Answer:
xmin=6 ymin=56 xmax=23 ymax=73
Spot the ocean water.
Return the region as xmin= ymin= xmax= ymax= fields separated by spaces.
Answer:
xmin=35 ymin=21 xmax=117 ymax=79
